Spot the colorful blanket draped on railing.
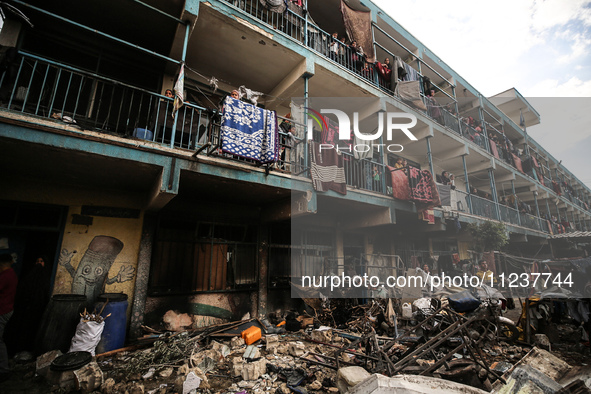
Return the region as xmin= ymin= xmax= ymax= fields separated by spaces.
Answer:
xmin=309 ymin=141 xmax=347 ymax=195
xmin=221 ymin=96 xmax=279 ymax=164
xmin=340 ymin=0 xmax=375 ymax=63
xmin=408 ymin=167 xmax=441 ymax=212
xmin=511 ymin=153 xmax=524 ymax=173
xmin=387 ymin=166 xmax=410 ymax=200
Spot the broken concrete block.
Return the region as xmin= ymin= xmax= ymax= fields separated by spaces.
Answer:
xmin=101 ymin=378 xmax=116 ymax=394
xmin=73 ymin=361 xmax=103 ymax=393
xmin=211 ymin=341 xmax=231 ymax=358
xmin=231 ymin=336 xmax=246 ymax=349
xmin=495 ymin=365 xmax=562 ymax=394
xmin=266 ymin=334 xmax=279 ymax=351
xmin=309 ymin=380 xmax=322 ymax=390
xmin=289 ymin=342 xmax=306 ymax=357
xmin=534 ymin=334 xmax=551 ymax=351
xmin=243 ymin=345 xmax=261 ymax=359
xmin=36 ymin=349 xmax=63 ymax=378
xmin=517 ymin=347 xmax=571 ymax=382
xmin=337 ymin=366 xmax=371 ymax=393
xmin=311 ymin=329 xmax=333 ymax=343
xmin=348 ymin=374 xmax=487 ymax=394
xmin=159 ymin=367 xmax=174 ymax=378
xmin=241 ymin=359 xmax=268 ymax=381
xmin=183 ymin=371 xmax=201 ymax=394
xmin=232 ymin=357 xmax=245 ymax=377
xmin=163 ymin=310 xmax=193 ymax=332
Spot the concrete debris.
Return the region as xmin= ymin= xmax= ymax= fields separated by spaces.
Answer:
xmin=266 ymin=334 xmax=279 ymax=351
xmin=337 ymin=366 xmax=371 ymax=393
xmin=534 ymin=333 xmax=551 ymax=351
xmin=142 ymin=367 xmax=156 ymax=379
xmin=35 ymin=349 xmax=63 ymax=378
xmin=243 ymin=345 xmax=261 ymax=359
xmin=14 ymin=298 xmax=590 ymax=394
xmin=231 ymin=336 xmax=246 ymax=349
xmin=311 ymin=328 xmax=333 ymax=343
xmin=289 ymin=341 xmax=306 ymax=357
xmin=494 ymin=365 xmax=562 ymax=394
xmin=347 ymin=374 xmax=489 ymax=394
xmin=182 ymin=371 xmax=201 ymax=394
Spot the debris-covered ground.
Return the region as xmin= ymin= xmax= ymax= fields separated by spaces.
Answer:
xmin=1 ymin=297 xmax=590 ymax=393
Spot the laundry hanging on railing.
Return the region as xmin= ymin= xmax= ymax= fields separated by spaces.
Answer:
xmin=221 ymin=96 xmax=279 ymax=164
xmin=309 ymin=140 xmax=347 ymax=195
xmin=259 ymin=0 xmax=287 ymax=13
xmin=401 ymin=62 xmax=419 ymax=81
xmin=396 ymin=81 xmax=427 ymax=111
xmin=511 ymin=153 xmax=524 ymax=173
xmin=408 ymin=167 xmax=441 ymax=212
xmin=387 ymin=166 xmax=410 ymax=201
xmin=489 ymin=140 xmax=500 ymax=159
xmin=340 ymin=0 xmax=375 ymax=63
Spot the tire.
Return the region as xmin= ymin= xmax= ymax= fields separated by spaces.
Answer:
xmin=496 ymin=316 xmax=519 ymax=342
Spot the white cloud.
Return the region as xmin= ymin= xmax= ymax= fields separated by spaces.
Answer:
xmin=525 ymin=76 xmax=591 ymax=96
xmin=557 ymin=33 xmax=591 ymax=64
xmin=530 ymin=0 xmax=591 ymax=31
xmin=371 ymin=0 xmax=591 ymax=96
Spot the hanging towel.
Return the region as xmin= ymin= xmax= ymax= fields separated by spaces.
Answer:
xmin=221 ymin=96 xmax=279 ymax=164
xmin=309 ymin=141 xmax=347 ymax=195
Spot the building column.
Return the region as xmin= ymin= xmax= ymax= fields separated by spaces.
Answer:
xmin=169 ymin=22 xmax=190 ymax=148
xmin=462 ymin=154 xmax=472 ymax=214
xmin=511 ymin=180 xmax=521 ymax=226
xmin=257 ymin=224 xmax=269 ymax=318
xmin=489 ymin=168 xmax=500 ymax=220
xmin=426 ymin=136 xmax=434 ymax=175
xmin=129 ymin=213 xmax=157 ymax=340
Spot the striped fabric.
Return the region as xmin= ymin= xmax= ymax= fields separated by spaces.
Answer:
xmin=309 ymin=141 xmax=347 ymax=195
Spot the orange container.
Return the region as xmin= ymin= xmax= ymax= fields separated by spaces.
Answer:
xmin=241 ymin=326 xmax=262 ymax=345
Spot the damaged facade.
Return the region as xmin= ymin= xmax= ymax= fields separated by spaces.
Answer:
xmin=1 ymin=1 xmax=591 ymax=390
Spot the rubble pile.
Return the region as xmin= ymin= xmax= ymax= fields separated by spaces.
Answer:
xmin=4 ymin=295 xmax=590 ymax=393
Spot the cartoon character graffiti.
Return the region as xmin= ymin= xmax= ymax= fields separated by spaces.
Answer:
xmin=59 ymin=235 xmax=135 ymax=304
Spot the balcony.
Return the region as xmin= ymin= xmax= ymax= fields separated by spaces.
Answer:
xmin=1 ymin=28 xmax=571 ymax=237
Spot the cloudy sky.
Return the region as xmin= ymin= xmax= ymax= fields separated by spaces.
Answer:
xmin=372 ymin=0 xmax=591 ymax=188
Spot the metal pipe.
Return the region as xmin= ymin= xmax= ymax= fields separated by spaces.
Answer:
xmin=129 ymin=0 xmax=184 ymax=24
xmin=169 ymin=23 xmax=190 ymax=148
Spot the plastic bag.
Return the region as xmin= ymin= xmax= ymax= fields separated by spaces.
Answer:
xmin=69 ymin=318 xmax=105 ymax=356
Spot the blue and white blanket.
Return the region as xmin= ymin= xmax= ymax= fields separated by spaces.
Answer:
xmin=221 ymin=96 xmax=279 ymax=164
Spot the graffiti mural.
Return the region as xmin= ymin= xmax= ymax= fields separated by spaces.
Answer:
xmin=59 ymin=235 xmax=135 ymax=304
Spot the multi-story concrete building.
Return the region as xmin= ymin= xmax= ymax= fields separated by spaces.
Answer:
xmin=1 ymin=0 xmax=589 ymax=337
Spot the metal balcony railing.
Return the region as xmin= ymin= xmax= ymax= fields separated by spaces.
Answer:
xmin=0 ymin=49 xmax=569 ymax=235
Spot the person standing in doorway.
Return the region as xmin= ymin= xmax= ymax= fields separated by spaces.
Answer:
xmin=0 ymin=253 xmax=17 ymax=381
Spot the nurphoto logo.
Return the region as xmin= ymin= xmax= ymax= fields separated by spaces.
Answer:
xmin=305 ymin=107 xmax=418 ymax=153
